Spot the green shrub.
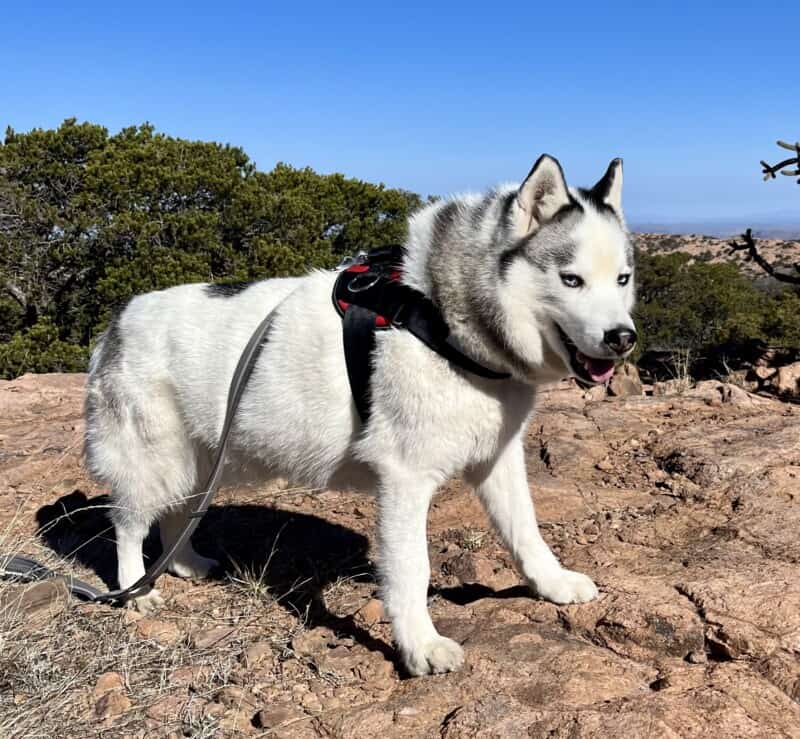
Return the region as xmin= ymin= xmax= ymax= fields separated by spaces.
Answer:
xmin=0 ymin=319 xmax=89 ymax=378
xmin=634 ymin=250 xmax=800 ymax=356
xmin=0 ymin=120 xmax=422 ymax=377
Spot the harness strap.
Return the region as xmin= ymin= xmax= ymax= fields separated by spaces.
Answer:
xmin=401 ymin=303 xmax=512 ymax=381
xmin=0 ymin=307 xmax=278 ymax=604
xmin=343 ymin=305 xmax=379 ymax=423
xmin=334 ymin=248 xmax=511 ymax=423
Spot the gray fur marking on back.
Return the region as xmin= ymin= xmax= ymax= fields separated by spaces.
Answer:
xmin=85 ymin=311 xmax=128 ymax=464
xmin=205 ymin=282 xmax=253 ymax=298
xmin=99 ymin=313 xmax=125 ymax=374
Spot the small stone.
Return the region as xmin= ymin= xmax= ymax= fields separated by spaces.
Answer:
xmin=95 ymin=690 xmax=132 ymax=719
xmin=772 ymin=362 xmax=800 ymax=396
xmin=190 ymin=626 xmax=236 ymax=649
xmin=146 ymin=694 xmax=186 ymax=722
xmin=354 ymin=598 xmax=384 ymax=627
xmin=122 ymin=609 xmax=143 ymax=624
xmin=241 ymin=640 xmax=272 ymax=668
xmin=444 ymin=552 xmax=495 ymax=585
xmin=608 ymin=363 xmax=643 ymax=397
xmin=582 ymin=523 xmax=600 ymax=538
xmin=93 ymin=671 xmax=125 ymax=698
xmin=202 ymin=701 xmax=226 ymax=720
xmin=219 ymin=707 xmax=256 ymax=734
xmin=291 ymin=627 xmax=333 ymax=657
xmin=719 ymin=383 xmax=752 ymax=406
xmin=300 ymin=691 xmax=322 ymax=712
xmin=169 ymin=665 xmax=208 ymax=688
xmin=0 ymin=579 xmax=69 ymax=622
xmin=254 ymin=706 xmax=304 ymax=729
xmin=354 ymin=655 xmax=395 ymax=683
xmin=395 ymin=706 xmax=420 ymax=721
xmin=583 ymin=384 xmax=606 ymax=402
xmin=135 ymin=618 xmax=181 ymax=645
xmin=687 ymin=650 xmax=707 ymax=664
xmin=596 ymin=458 xmax=614 ymax=473
xmin=216 ymin=685 xmax=257 ymax=710
xmin=749 ymin=365 xmax=776 ymax=381
xmin=325 ymin=644 xmax=352 ymax=659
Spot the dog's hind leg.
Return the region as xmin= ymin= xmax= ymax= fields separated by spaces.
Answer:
xmin=159 ymin=503 xmax=219 ymax=580
xmin=377 ymin=465 xmax=464 ymax=676
xmin=467 ymin=434 xmax=598 ymax=605
xmin=113 ymin=511 xmax=165 ymax=614
xmin=90 ymin=380 xmax=202 ymax=613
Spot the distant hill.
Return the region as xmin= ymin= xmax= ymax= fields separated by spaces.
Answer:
xmin=630 ymin=221 xmax=800 ymax=239
xmin=634 ymin=232 xmax=800 ymax=283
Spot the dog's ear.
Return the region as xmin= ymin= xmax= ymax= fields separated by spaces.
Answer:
xmin=516 ymin=155 xmax=571 ymax=233
xmin=592 ymin=158 xmax=623 ymax=214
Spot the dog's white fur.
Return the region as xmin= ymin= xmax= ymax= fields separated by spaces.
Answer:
xmin=85 ymin=155 xmax=635 ymax=675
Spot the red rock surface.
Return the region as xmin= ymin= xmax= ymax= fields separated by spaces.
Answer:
xmin=1 ymin=373 xmax=799 ymax=737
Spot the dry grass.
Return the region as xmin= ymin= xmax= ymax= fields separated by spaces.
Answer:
xmin=667 ymin=348 xmax=695 ymax=394
xmin=0 ymin=503 xmax=328 ymax=739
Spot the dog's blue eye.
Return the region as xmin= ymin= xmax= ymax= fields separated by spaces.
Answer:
xmin=560 ymin=273 xmax=583 ymax=288
xmin=617 ymin=274 xmax=630 ymax=286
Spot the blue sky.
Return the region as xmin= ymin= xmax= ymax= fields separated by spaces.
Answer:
xmin=2 ymin=1 xmax=799 ymax=223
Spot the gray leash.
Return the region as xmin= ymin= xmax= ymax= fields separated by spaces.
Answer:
xmin=0 ymin=308 xmax=276 ymax=604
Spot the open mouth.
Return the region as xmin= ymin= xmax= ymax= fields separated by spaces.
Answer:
xmin=556 ymin=325 xmax=616 ymax=386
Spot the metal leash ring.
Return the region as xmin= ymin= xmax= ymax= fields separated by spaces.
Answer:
xmin=347 ymin=272 xmax=382 ymax=293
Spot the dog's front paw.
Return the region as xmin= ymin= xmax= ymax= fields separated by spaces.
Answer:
xmin=403 ymin=635 xmax=465 ymax=676
xmin=533 ymin=568 xmax=598 ymax=604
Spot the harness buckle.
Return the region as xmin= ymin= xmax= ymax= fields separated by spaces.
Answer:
xmin=391 ymin=303 xmax=411 ymax=327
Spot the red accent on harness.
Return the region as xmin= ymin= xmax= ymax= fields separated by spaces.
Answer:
xmin=339 ymin=263 xmax=402 ymax=329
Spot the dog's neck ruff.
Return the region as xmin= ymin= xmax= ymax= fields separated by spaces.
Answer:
xmin=332 ymin=245 xmax=511 ymax=423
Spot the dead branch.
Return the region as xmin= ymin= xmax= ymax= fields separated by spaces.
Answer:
xmin=761 ymin=140 xmax=800 ymax=183
xmin=728 ymin=228 xmax=800 ymax=285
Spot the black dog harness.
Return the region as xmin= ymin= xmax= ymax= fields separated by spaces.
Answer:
xmin=333 ymin=244 xmax=510 ymax=422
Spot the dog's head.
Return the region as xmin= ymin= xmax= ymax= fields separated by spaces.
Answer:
xmin=495 ymin=155 xmax=636 ymax=385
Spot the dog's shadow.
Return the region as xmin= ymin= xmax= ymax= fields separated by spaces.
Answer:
xmin=35 ymin=491 xmax=527 ymax=664
xmin=35 ymin=490 xmax=392 ymax=656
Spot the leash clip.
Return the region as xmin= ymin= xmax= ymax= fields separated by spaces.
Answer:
xmin=335 ymin=251 xmax=369 ymax=271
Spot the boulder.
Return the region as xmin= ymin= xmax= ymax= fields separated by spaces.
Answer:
xmin=771 ymin=361 xmax=800 ymax=396
xmin=608 ymin=363 xmax=643 ymax=397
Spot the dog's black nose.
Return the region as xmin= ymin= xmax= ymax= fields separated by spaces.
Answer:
xmin=603 ymin=327 xmax=637 ymax=355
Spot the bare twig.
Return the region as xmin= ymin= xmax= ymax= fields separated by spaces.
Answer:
xmin=761 ymin=140 xmax=800 ymax=183
xmin=732 ymin=138 xmax=800 ymax=283
xmin=728 ymin=228 xmax=800 ymax=285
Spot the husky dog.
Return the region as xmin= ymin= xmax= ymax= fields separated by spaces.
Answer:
xmin=85 ymin=155 xmax=636 ymax=676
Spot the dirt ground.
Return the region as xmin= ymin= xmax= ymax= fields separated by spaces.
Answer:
xmin=1 ymin=373 xmax=799 ymax=738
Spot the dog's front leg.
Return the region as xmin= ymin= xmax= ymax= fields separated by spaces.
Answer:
xmin=468 ymin=435 xmax=598 ymax=604
xmin=377 ymin=466 xmax=464 ymax=676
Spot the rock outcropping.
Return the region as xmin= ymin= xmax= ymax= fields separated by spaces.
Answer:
xmin=1 ymin=374 xmax=799 ymax=738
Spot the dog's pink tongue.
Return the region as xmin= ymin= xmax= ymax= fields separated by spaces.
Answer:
xmin=584 ymin=356 xmax=615 ymax=383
